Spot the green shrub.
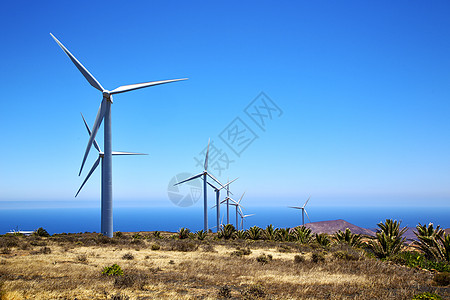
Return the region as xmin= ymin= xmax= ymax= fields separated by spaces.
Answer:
xmin=235 ymin=230 xmax=247 ymax=239
xmin=195 ymin=230 xmax=207 ymax=240
xmin=332 ymin=250 xmax=360 ymax=261
xmin=178 ymin=228 xmax=191 ymax=239
xmin=275 ymin=228 xmax=291 ymax=242
xmin=291 ymin=226 xmax=313 ymax=244
xmin=102 ymin=264 xmax=123 ymax=276
xmin=33 ymin=227 xmax=50 ymax=237
xmin=334 ymin=228 xmax=362 ymax=247
xmin=315 ymin=233 xmax=330 ymax=247
xmin=153 ymin=231 xmax=161 ymax=239
xmin=389 ymin=251 xmax=450 ymax=272
xmin=415 ymin=223 xmax=449 ymax=262
xmin=218 ymin=224 xmax=236 ymax=240
xmin=114 ymin=231 xmax=123 ymax=238
xmin=132 ymin=233 xmax=142 ymax=239
xmin=151 ymin=244 xmax=160 ymax=251
xmin=433 ymin=272 xmax=450 ymax=286
xmin=369 ymin=219 xmax=406 ymax=259
xmin=412 ymin=292 xmax=443 ymax=300
xmin=247 ymin=226 xmax=263 ymax=240
xmin=263 ymin=224 xmax=278 ymax=241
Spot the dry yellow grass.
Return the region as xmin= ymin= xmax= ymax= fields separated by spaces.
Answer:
xmin=0 ymin=233 xmax=448 ymax=299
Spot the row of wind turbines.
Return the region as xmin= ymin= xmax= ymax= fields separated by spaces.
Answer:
xmin=51 ymin=33 xmax=311 ymax=237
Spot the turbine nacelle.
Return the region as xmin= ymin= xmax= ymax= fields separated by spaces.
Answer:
xmin=102 ymin=90 xmax=113 ymax=102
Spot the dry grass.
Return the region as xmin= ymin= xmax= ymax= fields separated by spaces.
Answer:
xmin=0 ymin=233 xmax=448 ymax=299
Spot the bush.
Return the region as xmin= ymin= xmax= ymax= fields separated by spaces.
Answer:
xmin=334 ymin=228 xmax=362 ymax=247
xmin=151 ymin=244 xmax=160 ymax=251
xmin=132 ymin=233 xmax=142 ymax=240
xmin=332 ymin=250 xmax=360 ymax=261
xmin=231 ymin=247 xmax=251 ymax=257
xmin=218 ymin=224 xmax=236 ymax=240
xmin=312 ymin=252 xmax=326 ymax=263
xmin=433 ymin=272 xmax=450 ymax=286
xmin=102 ymin=264 xmax=123 ymax=276
xmin=369 ymin=219 xmax=407 ymax=259
xmin=76 ymin=254 xmax=87 ymax=262
xmin=153 ymin=231 xmax=161 ymax=239
xmin=235 ymin=230 xmax=247 ymax=240
xmin=178 ymin=228 xmax=191 ymax=239
xmin=241 ymin=284 xmax=266 ymax=299
xmin=171 ymin=240 xmax=198 ymax=252
xmin=412 ymin=292 xmax=443 ymax=300
xmin=31 ymin=246 xmax=51 ymax=255
xmin=114 ymin=270 xmax=147 ymax=289
xmin=195 ymin=230 xmax=207 ymax=240
xmin=218 ymin=285 xmax=232 ymax=298
xmin=114 ymin=231 xmax=123 ymax=238
xmin=122 ymin=253 xmax=134 ymax=260
xmin=389 ymin=251 xmax=450 ymax=272
xmin=315 ymin=233 xmax=330 ymax=247
xmin=256 ymin=254 xmax=272 ymax=265
xmin=278 ymin=244 xmax=291 ymax=253
xmin=33 ymin=227 xmax=50 ymax=237
xmin=294 ymin=255 xmax=305 ymax=264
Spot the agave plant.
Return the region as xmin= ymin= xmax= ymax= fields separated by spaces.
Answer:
xmin=263 ymin=224 xmax=278 ymax=241
xmin=218 ymin=224 xmax=236 ymax=240
xmin=291 ymin=226 xmax=313 ymax=244
xmin=178 ymin=227 xmax=191 ymax=239
xmin=415 ymin=223 xmax=449 ymax=262
xmin=334 ymin=228 xmax=362 ymax=247
xmin=33 ymin=227 xmax=50 ymax=237
xmin=247 ymin=226 xmax=262 ymax=240
xmin=235 ymin=230 xmax=247 ymax=240
xmin=369 ymin=219 xmax=407 ymax=259
xmin=195 ymin=230 xmax=208 ymax=240
xmin=276 ymin=228 xmax=291 ymax=242
xmin=315 ymin=233 xmax=330 ymax=247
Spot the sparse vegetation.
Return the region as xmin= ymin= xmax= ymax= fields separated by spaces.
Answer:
xmin=369 ymin=219 xmax=407 ymax=259
xmin=33 ymin=227 xmax=50 ymax=237
xmin=412 ymin=292 xmax=444 ymax=300
xmin=177 ymin=227 xmax=191 ymax=239
xmin=195 ymin=229 xmax=207 ymax=240
xmin=102 ymin=263 xmax=124 ymax=276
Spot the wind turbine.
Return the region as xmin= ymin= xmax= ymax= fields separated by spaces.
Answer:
xmin=223 ymin=178 xmax=237 ymax=225
xmin=51 ymin=33 xmax=187 ymax=237
xmin=75 ymin=114 xmax=147 ymax=197
xmin=226 ymin=192 xmax=245 ymax=230
xmin=173 ymin=139 xmax=223 ymax=231
xmin=238 ymin=207 xmax=255 ymax=230
xmin=289 ymin=196 xmax=311 ymax=226
xmin=207 ymin=178 xmax=238 ymax=232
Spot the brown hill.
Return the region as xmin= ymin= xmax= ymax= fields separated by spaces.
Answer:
xmin=304 ymin=219 xmax=375 ymax=236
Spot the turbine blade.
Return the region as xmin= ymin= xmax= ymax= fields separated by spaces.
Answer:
xmin=206 ymin=181 xmax=218 ymax=190
xmin=204 ymin=138 xmax=210 ymax=171
xmin=75 ymin=156 xmax=101 ymax=197
xmin=244 ymin=214 xmax=255 ymax=218
xmin=81 ymin=113 xmax=101 ymax=153
xmin=304 ymin=209 xmax=311 ymax=223
xmin=109 ymin=78 xmax=188 ymax=95
xmin=112 ymin=151 xmax=148 ymax=155
xmin=217 ymin=177 xmax=238 ymax=191
xmin=206 ymin=172 xmax=224 ymax=189
xmin=288 ymin=206 xmax=302 ymax=209
xmin=237 ymin=192 xmax=246 ymax=204
xmin=79 ymin=99 xmax=107 ymax=176
xmin=50 ymin=33 xmax=104 ymax=92
xmin=173 ymin=172 xmax=203 ymax=186
xmin=303 ymin=196 xmax=311 ymax=208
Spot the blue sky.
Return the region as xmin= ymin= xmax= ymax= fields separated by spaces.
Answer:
xmin=0 ymin=1 xmax=449 ymax=209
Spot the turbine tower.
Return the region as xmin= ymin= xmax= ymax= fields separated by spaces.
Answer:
xmin=224 ymin=192 xmax=245 ymax=230
xmin=208 ymin=178 xmax=237 ymax=232
xmin=75 ymin=114 xmax=147 ymax=197
xmin=289 ymin=196 xmax=311 ymax=226
xmin=51 ymin=33 xmax=187 ymax=237
xmin=174 ymin=139 xmax=223 ymax=231
xmin=238 ymin=207 xmax=255 ymax=230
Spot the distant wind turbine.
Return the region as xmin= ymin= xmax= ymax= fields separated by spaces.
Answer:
xmin=51 ymin=33 xmax=187 ymax=237
xmin=289 ymin=196 xmax=311 ymax=226
xmin=75 ymin=114 xmax=147 ymax=197
xmin=226 ymin=192 xmax=245 ymax=230
xmin=223 ymin=178 xmax=237 ymax=224
xmin=238 ymin=207 xmax=255 ymax=230
xmin=174 ymin=139 xmax=224 ymax=231
xmin=207 ymin=178 xmax=238 ymax=232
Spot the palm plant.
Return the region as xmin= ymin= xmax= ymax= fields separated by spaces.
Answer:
xmin=195 ymin=230 xmax=208 ymax=240
xmin=263 ymin=224 xmax=278 ymax=241
xmin=33 ymin=227 xmax=50 ymax=237
xmin=291 ymin=226 xmax=313 ymax=244
xmin=315 ymin=233 xmax=330 ymax=247
xmin=369 ymin=219 xmax=407 ymax=259
xmin=235 ymin=230 xmax=247 ymax=240
xmin=414 ymin=223 xmax=449 ymax=262
xmin=218 ymin=224 xmax=236 ymax=240
xmin=247 ymin=226 xmax=262 ymax=240
xmin=276 ymin=228 xmax=291 ymax=242
xmin=334 ymin=228 xmax=362 ymax=247
xmin=178 ymin=227 xmax=191 ymax=239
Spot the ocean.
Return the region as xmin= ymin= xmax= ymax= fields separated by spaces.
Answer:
xmin=1 ymin=204 xmax=449 ymax=235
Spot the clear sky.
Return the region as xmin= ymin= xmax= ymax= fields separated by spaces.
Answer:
xmin=0 ymin=1 xmax=449 ymax=209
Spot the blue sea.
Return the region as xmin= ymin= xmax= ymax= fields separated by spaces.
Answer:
xmin=1 ymin=203 xmax=449 ymax=234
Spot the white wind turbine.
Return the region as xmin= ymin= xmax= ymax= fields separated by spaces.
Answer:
xmin=51 ymin=33 xmax=187 ymax=237
xmin=75 ymin=114 xmax=147 ymax=197
xmin=225 ymin=192 xmax=245 ymax=230
xmin=223 ymin=178 xmax=237 ymax=224
xmin=207 ymin=178 xmax=238 ymax=232
xmin=173 ymin=139 xmax=224 ymax=231
xmin=289 ymin=196 xmax=311 ymax=226
xmin=238 ymin=207 xmax=255 ymax=230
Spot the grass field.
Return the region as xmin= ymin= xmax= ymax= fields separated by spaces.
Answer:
xmin=0 ymin=232 xmax=449 ymax=299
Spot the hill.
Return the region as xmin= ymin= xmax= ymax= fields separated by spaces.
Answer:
xmin=304 ymin=219 xmax=375 ymax=236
